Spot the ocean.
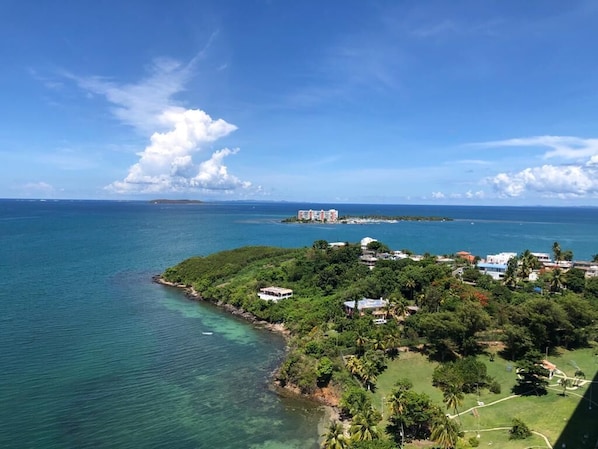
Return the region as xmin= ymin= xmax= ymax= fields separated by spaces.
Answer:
xmin=1 ymin=199 xmax=597 ymax=448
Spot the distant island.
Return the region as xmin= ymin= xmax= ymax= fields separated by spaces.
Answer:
xmin=150 ymin=199 xmax=203 ymax=204
xmin=282 ymin=214 xmax=453 ymax=224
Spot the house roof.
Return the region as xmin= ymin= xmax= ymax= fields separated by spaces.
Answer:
xmin=344 ymin=298 xmax=388 ymax=310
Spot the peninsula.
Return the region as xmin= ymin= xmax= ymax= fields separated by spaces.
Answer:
xmin=155 ymin=240 xmax=598 ymax=449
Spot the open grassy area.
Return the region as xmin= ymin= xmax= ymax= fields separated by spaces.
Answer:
xmin=370 ymin=345 xmax=598 ymax=448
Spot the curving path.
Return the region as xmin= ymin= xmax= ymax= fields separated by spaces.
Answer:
xmin=461 ymin=427 xmax=553 ymax=449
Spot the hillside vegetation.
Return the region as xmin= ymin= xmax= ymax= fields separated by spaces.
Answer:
xmin=161 ymin=241 xmax=598 ymax=449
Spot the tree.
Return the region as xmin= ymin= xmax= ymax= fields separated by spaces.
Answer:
xmin=350 ymin=408 xmax=381 ymax=442
xmin=592 ymin=254 xmax=598 ymax=263
xmin=548 ymin=268 xmax=564 ymax=293
xmin=387 ymin=389 xmax=435 ymax=443
xmin=552 ymin=241 xmax=562 ymax=263
xmin=430 ymin=413 xmax=460 ymax=449
xmin=387 ymin=381 xmax=410 ymax=448
xmin=504 ymin=256 xmax=519 ymax=288
xmin=559 ymin=376 xmax=572 ymax=396
xmin=565 ymin=268 xmax=586 ymax=293
xmin=518 ymin=250 xmax=538 ymax=280
xmin=443 ymin=385 xmax=464 ymax=423
xmin=313 ymin=240 xmax=329 ymax=250
xmin=321 ymin=421 xmax=349 ymax=449
xmin=340 ymin=387 xmax=371 ymax=418
xmin=513 ymin=350 xmax=549 ymax=396
xmin=509 ymin=418 xmax=532 ymax=440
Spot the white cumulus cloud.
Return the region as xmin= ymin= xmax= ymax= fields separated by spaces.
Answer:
xmin=70 ymin=57 xmax=253 ymax=195
xmin=490 ymin=164 xmax=598 ymax=198
xmin=475 ymin=135 xmax=598 ymax=198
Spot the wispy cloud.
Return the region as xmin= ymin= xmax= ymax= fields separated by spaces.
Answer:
xmin=472 ymin=135 xmax=598 ymax=161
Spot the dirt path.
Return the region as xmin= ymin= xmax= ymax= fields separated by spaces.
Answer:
xmin=448 ymin=394 xmax=521 ymax=419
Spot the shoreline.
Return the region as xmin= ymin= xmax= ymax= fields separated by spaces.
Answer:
xmin=152 ymin=275 xmax=342 ymax=429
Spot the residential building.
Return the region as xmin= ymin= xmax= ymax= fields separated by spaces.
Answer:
xmin=485 ymin=252 xmax=517 ymax=265
xmin=477 ymin=262 xmax=508 ymax=280
xmin=343 ymin=297 xmax=388 ymax=321
xmin=258 ymin=286 xmax=293 ymax=302
xmin=297 ymin=209 xmax=338 ymax=222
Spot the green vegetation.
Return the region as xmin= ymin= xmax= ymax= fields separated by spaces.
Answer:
xmin=160 ymin=240 xmax=598 ymax=448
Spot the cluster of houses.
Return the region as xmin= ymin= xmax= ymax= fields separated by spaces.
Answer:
xmin=256 ymin=236 xmax=598 ymax=324
xmin=475 ymin=251 xmax=598 ymax=281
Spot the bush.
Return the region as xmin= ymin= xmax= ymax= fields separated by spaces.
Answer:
xmin=509 ymin=418 xmax=532 ymax=440
xmin=468 ymin=436 xmax=480 ymax=447
xmin=489 ymin=380 xmax=501 ymax=394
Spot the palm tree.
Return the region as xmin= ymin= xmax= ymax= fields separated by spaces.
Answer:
xmin=552 ymin=241 xmax=562 ymax=263
xmin=371 ymin=337 xmax=386 ymax=352
xmin=518 ymin=250 xmax=537 ymax=281
xmin=349 ymin=408 xmax=380 ymax=442
xmin=345 ymin=356 xmax=364 ymax=378
xmin=321 ymin=420 xmax=348 ymax=449
xmin=559 ymin=377 xmax=573 ymax=396
xmin=387 ymin=385 xmax=410 ymax=447
xmin=384 ymin=332 xmax=401 ymax=357
xmin=443 ymin=385 xmax=464 ymax=423
xmin=549 ymin=268 xmax=564 ymax=293
xmin=360 ymin=360 xmax=378 ymax=390
xmin=355 ymin=334 xmax=369 ymax=356
xmin=430 ymin=414 xmax=460 ymax=449
xmin=404 ymin=278 xmax=417 ymax=302
xmin=592 ymin=254 xmax=598 ymax=263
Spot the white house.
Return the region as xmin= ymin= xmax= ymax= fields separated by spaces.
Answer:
xmin=477 ymin=262 xmax=508 ymax=280
xmin=485 ymin=252 xmax=517 ymax=265
xmin=258 ymin=286 xmax=293 ymax=302
xmin=343 ymin=297 xmax=388 ymax=322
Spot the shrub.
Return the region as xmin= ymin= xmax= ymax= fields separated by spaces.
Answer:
xmin=468 ymin=435 xmax=480 ymax=447
xmin=509 ymin=418 xmax=532 ymax=440
xmin=489 ymin=380 xmax=501 ymax=394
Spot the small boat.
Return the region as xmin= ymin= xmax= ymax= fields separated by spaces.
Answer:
xmin=202 ymin=332 xmax=213 ymax=335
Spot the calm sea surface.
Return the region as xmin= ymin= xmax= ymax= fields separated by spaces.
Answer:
xmin=1 ymin=200 xmax=597 ymax=448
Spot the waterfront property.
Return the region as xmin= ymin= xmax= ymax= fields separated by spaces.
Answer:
xmin=477 ymin=262 xmax=507 ymax=280
xmin=343 ymin=297 xmax=388 ymax=322
xmin=485 ymin=252 xmax=517 ymax=264
xmin=258 ymin=286 xmax=294 ymax=302
xmin=297 ymin=209 xmax=338 ymax=222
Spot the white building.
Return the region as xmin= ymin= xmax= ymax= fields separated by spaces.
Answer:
xmin=477 ymin=263 xmax=508 ymax=280
xmin=485 ymin=252 xmax=517 ymax=265
xmin=532 ymin=252 xmax=552 ymax=264
xmin=297 ymin=209 xmax=338 ymax=222
xmin=258 ymin=286 xmax=294 ymax=302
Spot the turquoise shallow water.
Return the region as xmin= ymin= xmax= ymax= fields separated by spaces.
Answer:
xmin=1 ymin=200 xmax=597 ymax=448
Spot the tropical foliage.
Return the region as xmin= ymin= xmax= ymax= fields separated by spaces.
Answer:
xmin=161 ymin=239 xmax=598 ymax=447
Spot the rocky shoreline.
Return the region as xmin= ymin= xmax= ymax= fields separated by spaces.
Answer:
xmin=152 ymin=275 xmax=342 ymax=412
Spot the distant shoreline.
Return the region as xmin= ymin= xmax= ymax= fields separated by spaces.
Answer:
xmin=150 ymin=199 xmax=203 ymax=204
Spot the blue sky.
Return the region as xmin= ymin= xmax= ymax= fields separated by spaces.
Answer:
xmin=2 ymin=0 xmax=598 ymax=205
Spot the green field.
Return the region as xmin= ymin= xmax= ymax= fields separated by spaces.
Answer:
xmin=371 ymin=346 xmax=598 ymax=448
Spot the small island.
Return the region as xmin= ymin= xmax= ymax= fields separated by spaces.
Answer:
xmin=150 ymin=199 xmax=204 ymax=204
xmin=282 ymin=215 xmax=453 ymax=224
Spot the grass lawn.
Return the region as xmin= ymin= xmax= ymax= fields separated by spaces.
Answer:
xmin=370 ymin=345 xmax=598 ymax=448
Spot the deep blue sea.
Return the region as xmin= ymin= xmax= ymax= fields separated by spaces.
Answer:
xmin=1 ymin=200 xmax=597 ymax=448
